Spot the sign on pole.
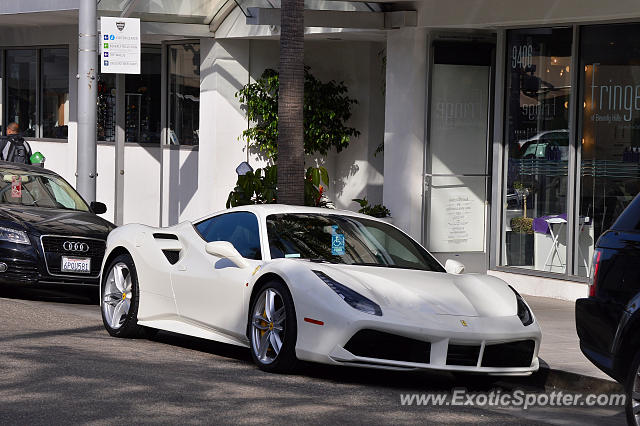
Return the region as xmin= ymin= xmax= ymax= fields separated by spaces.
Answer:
xmin=100 ymin=17 xmax=140 ymax=74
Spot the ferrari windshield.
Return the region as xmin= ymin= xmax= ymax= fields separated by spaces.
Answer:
xmin=266 ymin=213 xmax=445 ymax=272
xmin=0 ymin=169 xmax=89 ymax=212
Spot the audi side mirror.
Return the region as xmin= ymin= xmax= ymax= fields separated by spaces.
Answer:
xmin=90 ymin=201 xmax=107 ymax=215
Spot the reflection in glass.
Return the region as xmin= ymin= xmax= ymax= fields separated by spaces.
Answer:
xmin=6 ymin=50 xmax=37 ymax=137
xmin=168 ymin=43 xmax=200 ymax=145
xmin=502 ymin=28 xmax=572 ymax=273
xmin=125 ymin=46 xmax=161 ymax=143
xmin=97 ymin=47 xmax=161 ymax=143
xmin=0 ymin=168 xmax=89 ymax=212
xmin=579 ymin=23 xmax=640 ymax=277
xmin=41 ymin=48 xmax=69 ymax=139
xmin=97 ymin=73 xmax=116 ymax=141
xmin=266 ymin=213 xmax=445 ymax=272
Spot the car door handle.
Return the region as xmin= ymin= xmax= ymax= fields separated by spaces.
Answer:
xmin=177 ymin=265 xmax=186 ymax=271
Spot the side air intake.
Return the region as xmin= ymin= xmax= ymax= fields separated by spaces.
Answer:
xmin=153 ymin=233 xmax=181 ymax=264
xmin=162 ymin=250 xmax=180 ymax=264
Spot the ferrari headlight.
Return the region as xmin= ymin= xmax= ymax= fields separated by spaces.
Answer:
xmin=313 ymin=270 xmax=382 ymax=316
xmin=509 ymin=285 xmax=533 ymax=326
xmin=0 ymin=226 xmax=30 ymax=245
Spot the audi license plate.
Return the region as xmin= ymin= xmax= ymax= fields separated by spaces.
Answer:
xmin=61 ymin=256 xmax=91 ymax=274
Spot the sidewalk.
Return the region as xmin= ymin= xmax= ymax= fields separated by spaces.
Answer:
xmin=522 ymin=295 xmax=622 ymax=391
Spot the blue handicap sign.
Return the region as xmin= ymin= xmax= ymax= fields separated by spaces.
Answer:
xmin=331 ymin=233 xmax=345 ymax=256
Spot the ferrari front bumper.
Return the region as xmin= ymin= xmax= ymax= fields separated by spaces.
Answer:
xmin=295 ymin=312 xmax=541 ymax=375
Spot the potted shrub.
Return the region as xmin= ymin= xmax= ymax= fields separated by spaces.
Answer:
xmin=506 ymin=215 xmax=534 ymax=266
xmin=506 ymin=182 xmax=534 ymax=266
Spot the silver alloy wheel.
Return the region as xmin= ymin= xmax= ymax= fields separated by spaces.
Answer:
xmin=633 ymin=366 xmax=640 ymax=424
xmin=251 ymin=288 xmax=286 ymax=365
xmin=102 ymin=262 xmax=133 ymax=330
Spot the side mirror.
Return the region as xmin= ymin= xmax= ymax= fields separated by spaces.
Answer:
xmin=205 ymin=241 xmax=250 ymax=269
xmin=91 ymin=201 xmax=107 ymax=215
xmin=445 ymin=259 xmax=465 ymax=275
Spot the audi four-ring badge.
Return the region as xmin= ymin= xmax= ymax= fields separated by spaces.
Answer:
xmin=62 ymin=241 xmax=90 ymax=252
xmin=0 ymin=162 xmax=114 ymax=299
xmin=100 ymin=204 xmax=541 ymax=375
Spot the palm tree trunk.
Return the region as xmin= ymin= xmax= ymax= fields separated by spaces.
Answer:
xmin=277 ymin=0 xmax=305 ymax=205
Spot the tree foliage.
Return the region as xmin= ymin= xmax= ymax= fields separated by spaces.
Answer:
xmin=353 ymin=197 xmax=391 ymax=218
xmin=236 ymin=67 xmax=360 ymax=160
xmin=227 ymin=165 xmax=329 ymax=208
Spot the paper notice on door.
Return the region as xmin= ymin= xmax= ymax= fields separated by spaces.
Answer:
xmin=428 ymin=176 xmax=486 ymax=252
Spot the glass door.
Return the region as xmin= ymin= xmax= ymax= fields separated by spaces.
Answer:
xmin=424 ymin=42 xmax=494 ymax=272
xmin=501 ymin=28 xmax=573 ymax=274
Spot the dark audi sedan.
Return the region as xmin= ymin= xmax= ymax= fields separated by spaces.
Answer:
xmin=576 ymin=193 xmax=640 ymax=423
xmin=0 ymin=162 xmax=114 ymax=296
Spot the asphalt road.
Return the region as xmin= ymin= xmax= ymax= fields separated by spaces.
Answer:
xmin=0 ymin=286 xmax=626 ymax=425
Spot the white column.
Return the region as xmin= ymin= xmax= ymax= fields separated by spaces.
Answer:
xmin=383 ymin=27 xmax=428 ymax=241
xmin=198 ymin=38 xmax=255 ymax=214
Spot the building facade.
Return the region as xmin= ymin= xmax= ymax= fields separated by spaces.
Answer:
xmin=2 ymin=0 xmax=640 ymax=300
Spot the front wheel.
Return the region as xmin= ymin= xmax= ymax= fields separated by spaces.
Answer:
xmin=249 ymin=281 xmax=298 ymax=373
xmin=101 ymin=253 xmax=145 ymax=338
xmin=626 ymin=349 xmax=640 ymax=425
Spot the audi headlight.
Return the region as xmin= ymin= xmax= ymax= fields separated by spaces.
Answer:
xmin=0 ymin=226 xmax=30 ymax=245
xmin=509 ymin=286 xmax=533 ymax=326
xmin=313 ymin=270 xmax=382 ymax=316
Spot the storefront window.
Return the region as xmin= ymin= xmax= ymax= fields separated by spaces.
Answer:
xmin=97 ymin=73 xmax=116 ymax=142
xmin=168 ymin=43 xmax=200 ymax=145
xmin=6 ymin=49 xmax=37 ymax=137
xmin=41 ymin=48 xmax=69 ymax=139
xmin=125 ymin=46 xmax=161 ymax=143
xmin=97 ymin=46 xmax=161 ymax=143
xmin=502 ymin=28 xmax=573 ymax=273
xmin=578 ymin=23 xmax=640 ymax=277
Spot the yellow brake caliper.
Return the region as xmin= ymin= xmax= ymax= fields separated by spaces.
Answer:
xmin=261 ymin=308 xmax=273 ymax=354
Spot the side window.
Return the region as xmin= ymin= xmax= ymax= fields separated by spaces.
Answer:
xmin=195 ymin=212 xmax=262 ymax=260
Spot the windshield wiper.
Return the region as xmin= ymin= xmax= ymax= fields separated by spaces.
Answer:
xmin=350 ymin=262 xmax=425 ymax=271
xmin=307 ymin=258 xmax=334 ymax=264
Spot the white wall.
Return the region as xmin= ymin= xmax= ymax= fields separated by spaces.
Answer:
xmin=198 ymin=37 xmax=386 ymax=215
xmin=162 ymin=146 xmax=200 ymax=225
xmin=382 ymin=28 xmax=428 ymax=241
xmin=198 ymin=38 xmax=254 ymax=218
xmin=304 ymin=41 xmax=385 ymax=210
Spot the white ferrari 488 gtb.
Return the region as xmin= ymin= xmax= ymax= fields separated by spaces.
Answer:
xmin=100 ymin=205 xmax=541 ymax=374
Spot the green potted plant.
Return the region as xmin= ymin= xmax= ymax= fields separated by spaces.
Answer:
xmin=506 ymin=182 xmax=534 ymax=266
xmin=352 ymin=197 xmax=391 ymax=219
xmin=229 ymin=67 xmax=359 ymax=206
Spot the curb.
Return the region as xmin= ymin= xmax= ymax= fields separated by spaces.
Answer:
xmin=533 ymin=366 xmax=623 ymax=393
xmin=500 ymin=365 xmax=623 ymax=394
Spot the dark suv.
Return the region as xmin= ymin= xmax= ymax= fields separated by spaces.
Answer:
xmin=576 ymin=193 xmax=640 ymax=423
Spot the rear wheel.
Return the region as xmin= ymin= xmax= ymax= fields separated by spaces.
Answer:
xmin=101 ymin=253 xmax=146 ymax=338
xmin=249 ymin=281 xmax=298 ymax=373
